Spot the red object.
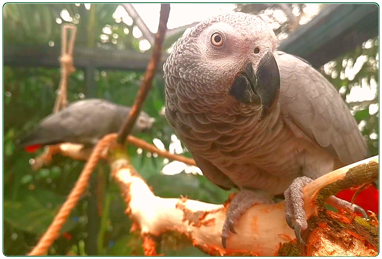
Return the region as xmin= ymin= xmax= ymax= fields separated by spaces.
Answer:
xmin=336 ymin=184 xmax=379 ymax=215
xmin=62 ymin=232 xmax=72 ymax=241
xmin=25 ymin=144 xmax=42 ymax=153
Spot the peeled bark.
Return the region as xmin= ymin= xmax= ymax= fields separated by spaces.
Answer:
xmin=108 ymin=149 xmax=378 ymax=256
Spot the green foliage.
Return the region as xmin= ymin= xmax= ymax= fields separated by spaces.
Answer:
xmin=4 ymin=189 xmax=79 ymax=235
xmin=3 ymin=3 xmax=140 ymax=50
xmin=3 ymin=4 xmax=216 ymax=256
xmin=320 ymin=37 xmax=379 ymax=156
xmin=4 ymin=64 xmax=214 ymax=255
xmin=3 ymin=3 xmax=379 ymax=257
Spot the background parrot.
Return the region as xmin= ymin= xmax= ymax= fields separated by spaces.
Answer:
xmin=19 ymin=98 xmax=153 ymax=152
xmin=163 ymin=12 xmax=373 ymax=246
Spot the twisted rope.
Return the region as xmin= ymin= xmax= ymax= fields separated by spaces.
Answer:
xmin=33 ymin=24 xmax=77 ymax=171
xmin=28 ymin=134 xmax=117 ymax=255
xmin=53 ymin=24 xmax=77 ymax=113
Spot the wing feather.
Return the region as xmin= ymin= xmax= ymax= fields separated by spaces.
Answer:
xmin=277 ymin=51 xmax=368 ymax=164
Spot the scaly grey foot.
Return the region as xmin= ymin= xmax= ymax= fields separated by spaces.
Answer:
xmin=327 ymin=195 xmax=368 ymax=218
xmin=284 ymin=176 xmax=368 ymax=245
xmin=221 ymin=189 xmax=274 ymax=248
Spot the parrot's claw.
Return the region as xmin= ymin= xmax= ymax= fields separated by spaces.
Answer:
xmin=285 ymin=177 xmax=370 ymax=246
xmin=229 ymin=221 xmax=237 ymax=234
xmin=354 ymin=205 xmax=369 ymax=219
xmin=221 ymin=189 xmax=273 ymax=248
xmin=286 ymin=214 xmax=294 ymax=229
xmin=221 ymin=229 xmax=229 ymax=249
xmin=294 ymin=224 xmax=307 ymax=246
xmin=284 ymin=176 xmax=313 ymax=245
xmin=222 ymin=215 xmax=236 ymax=248
xmin=327 ymin=196 xmax=369 ymax=219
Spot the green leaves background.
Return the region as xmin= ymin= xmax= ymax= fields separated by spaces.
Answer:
xmin=3 ymin=3 xmax=378 ymax=256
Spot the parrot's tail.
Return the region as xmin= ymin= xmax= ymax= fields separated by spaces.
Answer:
xmin=24 ymin=144 xmax=43 ymax=153
xmin=19 ymin=131 xmax=62 ymax=153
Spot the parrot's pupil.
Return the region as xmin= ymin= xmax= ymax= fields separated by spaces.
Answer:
xmin=254 ymin=47 xmax=260 ymax=54
xmin=214 ymin=35 xmax=221 ymax=43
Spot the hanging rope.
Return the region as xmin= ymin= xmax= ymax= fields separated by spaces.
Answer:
xmin=53 ymin=24 xmax=77 ymax=113
xmin=28 ymin=134 xmax=117 ymax=255
xmin=32 ymin=24 xmax=77 ymax=171
xmin=28 ymin=4 xmax=170 ymax=255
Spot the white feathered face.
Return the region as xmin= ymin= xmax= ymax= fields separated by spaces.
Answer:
xmin=164 ymin=12 xmax=280 ymax=114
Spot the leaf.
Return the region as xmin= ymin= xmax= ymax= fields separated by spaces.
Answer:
xmin=38 ymin=168 xmax=50 ymax=178
xmin=105 ymin=234 xmax=144 ymax=256
xmin=354 ymin=108 xmax=369 ymax=122
xmin=4 ymin=189 xmax=78 ymax=235
xmin=130 ymin=154 xmax=163 ymax=179
xmin=4 ymin=141 xmax=15 ymax=157
xmin=147 ymin=173 xmax=228 ymax=204
xmin=3 ymin=4 xmax=20 ymax=21
xmin=20 ymin=174 xmax=33 ymax=184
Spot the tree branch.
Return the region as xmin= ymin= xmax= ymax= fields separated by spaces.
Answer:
xmin=110 ymin=153 xmax=378 ymax=256
xmin=348 ymin=98 xmax=378 ymax=109
xmin=31 ymin=135 xmax=195 ymax=170
xmin=117 ymin=4 xmax=170 ymax=144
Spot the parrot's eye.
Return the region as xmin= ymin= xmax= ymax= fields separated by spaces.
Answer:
xmin=211 ymin=32 xmax=224 ymax=47
xmin=254 ymin=47 xmax=260 ymax=54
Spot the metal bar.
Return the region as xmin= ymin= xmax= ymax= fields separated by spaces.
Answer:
xmin=121 ymin=4 xmax=155 ymax=45
xmin=279 ymin=4 xmax=378 ymax=68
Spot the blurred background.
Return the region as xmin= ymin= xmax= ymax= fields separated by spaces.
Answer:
xmin=3 ymin=3 xmax=379 ymax=256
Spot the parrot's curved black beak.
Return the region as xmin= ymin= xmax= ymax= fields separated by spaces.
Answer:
xmin=229 ymin=51 xmax=280 ymax=116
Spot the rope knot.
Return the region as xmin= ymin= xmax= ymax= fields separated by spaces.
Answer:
xmin=60 ymin=54 xmax=75 ymax=74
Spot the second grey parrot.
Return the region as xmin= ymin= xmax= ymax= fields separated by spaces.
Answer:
xmin=20 ymin=98 xmax=153 ymax=152
xmin=163 ymin=12 xmax=368 ymax=246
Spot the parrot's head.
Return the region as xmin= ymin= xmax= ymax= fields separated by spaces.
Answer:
xmin=134 ymin=111 xmax=155 ymax=133
xmin=164 ymin=12 xmax=280 ymax=116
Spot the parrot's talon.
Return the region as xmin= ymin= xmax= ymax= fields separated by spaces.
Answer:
xmin=286 ymin=214 xmax=294 ymax=228
xmin=294 ymin=224 xmax=307 ymax=246
xmin=284 ymin=176 xmax=312 ymax=245
xmin=328 ymin=196 xmax=369 ymax=219
xmin=221 ymin=189 xmax=273 ymax=248
xmin=353 ymin=204 xmax=368 ymax=219
xmin=221 ymin=236 xmax=227 ymax=249
xmin=229 ymin=221 xmax=237 ymax=234
xmin=221 ymin=218 xmax=236 ymax=248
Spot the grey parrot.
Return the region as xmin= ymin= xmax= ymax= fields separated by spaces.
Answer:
xmin=163 ymin=12 xmax=368 ymax=246
xmin=20 ymin=98 xmax=153 ymax=152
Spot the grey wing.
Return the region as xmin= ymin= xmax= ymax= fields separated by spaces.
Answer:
xmin=276 ymin=51 xmax=368 ymax=165
xmin=68 ymin=99 xmax=122 ymax=139
xmin=42 ymin=99 xmax=119 ymax=144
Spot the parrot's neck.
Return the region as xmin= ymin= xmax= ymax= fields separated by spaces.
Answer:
xmin=179 ymin=102 xmax=283 ymax=153
xmin=178 ymin=92 xmax=266 ymax=118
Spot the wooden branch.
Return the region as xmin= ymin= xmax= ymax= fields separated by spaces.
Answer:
xmin=126 ymin=136 xmax=196 ymax=166
xmin=303 ymin=156 xmax=379 ymax=219
xmin=31 ymin=135 xmax=195 ymax=170
xmin=348 ymin=98 xmax=378 ymax=109
xmin=110 ymin=154 xmax=379 ymax=256
xmin=117 ymin=4 xmax=170 ymax=144
xmin=28 ymin=135 xmax=117 ymax=255
xmin=32 ymin=145 xmax=62 ymax=171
